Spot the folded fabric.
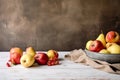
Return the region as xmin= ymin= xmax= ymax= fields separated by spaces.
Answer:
xmin=65 ymin=49 xmax=120 ymax=74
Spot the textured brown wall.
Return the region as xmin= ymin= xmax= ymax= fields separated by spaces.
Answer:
xmin=0 ymin=0 xmax=120 ymax=51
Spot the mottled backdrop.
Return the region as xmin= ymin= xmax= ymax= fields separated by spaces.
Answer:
xmin=0 ymin=0 xmax=120 ymax=51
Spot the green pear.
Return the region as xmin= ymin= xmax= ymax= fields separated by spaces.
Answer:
xmin=107 ymin=43 xmax=120 ymax=54
xmin=26 ymin=47 xmax=36 ymax=57
xmin=96 ymin=33 xmax=106 ymax=47
xmin=99 ymin=49 xmax=110 ymax=54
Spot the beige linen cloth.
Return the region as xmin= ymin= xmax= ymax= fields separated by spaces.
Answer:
xmin=65 ymin=49 xmax=120 ymax=74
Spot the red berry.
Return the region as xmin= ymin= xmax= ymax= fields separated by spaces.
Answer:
xmin=47 ymin=59 xmax=59 ymax=66
xmin=6 ymin=62 xmax=11 ymax=67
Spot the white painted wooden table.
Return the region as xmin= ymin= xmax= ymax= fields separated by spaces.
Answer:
xmin=0 ymin=51 xmax=120 ymax=80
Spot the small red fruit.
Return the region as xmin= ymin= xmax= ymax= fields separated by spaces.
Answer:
xmin=47 ymin=59 xmax=59 ymax=66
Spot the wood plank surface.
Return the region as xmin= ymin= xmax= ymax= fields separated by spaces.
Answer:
xmin=0 ymin=52 xmax=120 ymax=80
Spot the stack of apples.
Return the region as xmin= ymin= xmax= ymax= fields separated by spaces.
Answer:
xmin=86 ymin=31 xmax=120 ymax=54
xmin=6 ymin=47 xmax=59 ymax=67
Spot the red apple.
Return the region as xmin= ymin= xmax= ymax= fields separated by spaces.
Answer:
xmin=35 ymin=52 xmax=48 ymax=65
xmin=89 ymin=40 xmax=104 ymax=52
xmin=10 ymin=52 xmax=22 ymax=64
xmin=9 ymin=47 xmax=23 ymax=64
xmin=106 ymin=31 xmax=120 ymax=43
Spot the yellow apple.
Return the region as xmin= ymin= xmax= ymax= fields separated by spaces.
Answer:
xmin=107 ymin=43 xmax=120 ymax=54
xmin=20 ymin=54 xmax=35 ymax=68
xmin=99 ymin=49 xmax=110 ymax=54
xmin=106 ymin=42 xmax=116 ymax=48
xmin=47 ymin=50 xmax=58 ymax=60
xmin=85 ymin=40 xmax=93 ymax=50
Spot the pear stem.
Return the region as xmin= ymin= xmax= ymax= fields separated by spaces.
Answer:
xmin=101 ymin=30 xmax=103 ymax=34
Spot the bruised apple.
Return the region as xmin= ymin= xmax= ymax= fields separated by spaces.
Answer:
xmin=35 ymin=52 xmax=48 ymax=65
xmin=89 ymin=40 xmax=104 ymax=52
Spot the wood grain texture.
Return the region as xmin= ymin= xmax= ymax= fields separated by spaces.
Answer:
xmin=0 ymin=52 xmax=120 ymax=80
xmin=0 ymin=0 xmax=120 ymax=50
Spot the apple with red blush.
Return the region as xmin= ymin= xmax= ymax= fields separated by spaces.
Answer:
xmin=10 ymin=52 xmax=22 ymax=64
xmin=89 ymin=40 xmax=104 ymax=52
xmin=6 ymin=47 xmax=23 ymax=67
xmin=106 ymin=31 xmax=120 ymax=43
xmin=35 ymin=52 xmax=48 ymax=65
xmin=47 ymin=50 xmax=59 ymax=60
xmin=9 ymin=47 xmax=23 ymax=64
